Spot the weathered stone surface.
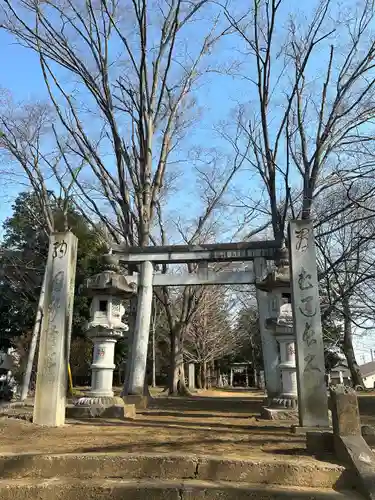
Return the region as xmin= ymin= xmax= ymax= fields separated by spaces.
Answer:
xmin=261 ymin=407 xmax=298 ymax=421
xmin=329 ymin=387 xmax=375 ymax=499
xmin=66 ymin=403 xmax=136 ymax=420
xmin=33 ymin=232 xmax=78 ymax=427
xmin=123 ymin=394 xmax=149 ymax=410
xmin=102 ymin=404 xmax=136 ymax=419
xmin=292 ymin=425 xmax=331 ymax=435
xmin=0 ymin=454 xmax=198 ymax=481
xmin=196 ymin=457 xmax=353 ymax=489
xmin=0 ymin=453 xmax=353 ymax=489
xmin=289 ymin=220 xmax=329 ymax=428
xmin=334 ymin=435 xmax=375 ymax=500
xmin=330 ymin=386 xmax=361 ymax=437
xmin=0 ymin=478 xmax=363 ymax=500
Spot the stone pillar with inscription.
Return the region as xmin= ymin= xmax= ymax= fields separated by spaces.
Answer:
xmin=33 ymin=232 xmax=78 ymax=427
xmin=289 ymin=220 xmax=329 ymax=429
xmin=72 ymin=254 xmax=137 ymax=417
xmin=256 ymin=251 xmax=298 ymax=420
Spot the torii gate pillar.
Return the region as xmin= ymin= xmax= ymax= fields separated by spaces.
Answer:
xmin=254 ymin=257 xmax=281 ymax=400
xmin=122 ymin=261 xmax=153 ymax=407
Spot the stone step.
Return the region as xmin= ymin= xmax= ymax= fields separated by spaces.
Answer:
xmin=0 ymin=452 xmax=355 ymax=490
xmin=0 ymin=478 xmax=364 ymax=500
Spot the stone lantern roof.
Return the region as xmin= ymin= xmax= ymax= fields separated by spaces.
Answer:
xmin=82 ymin=254 xmax=137 ymax=298
xmin=255 ymin=246 xmax=291 ymax=293
xmin=256 ymin=266 xmax=290 ymax=292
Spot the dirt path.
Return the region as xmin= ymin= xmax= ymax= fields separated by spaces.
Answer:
xmin=1 ymin=388 xmax=373 ymax=460
xmin=0 ymin=389 xmax=309 ymax=459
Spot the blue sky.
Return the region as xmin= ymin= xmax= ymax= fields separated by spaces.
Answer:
xmin=0 ymin=30 xmax=45 ymax=233
xmin=1 ymin=1 xmax=375 ymax=361
xmin=0 ymin=6 xmax=255 ymax=241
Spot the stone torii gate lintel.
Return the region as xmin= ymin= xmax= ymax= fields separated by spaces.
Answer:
xmin=111 ymin=240 xmax=279 ymax=264
xmin=111 ymin=240 xmax=282 ymax=406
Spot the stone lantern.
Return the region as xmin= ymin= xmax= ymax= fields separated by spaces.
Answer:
xmin=71 ymin=254 xmax=137 ymax=418
xmin=256 ymin=249 xmax=298 ymax=419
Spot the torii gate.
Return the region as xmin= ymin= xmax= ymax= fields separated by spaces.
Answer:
xmin=32 ymin=220 xmax=328 ymax=430
xmin=111 ymin=240 xmax=282 ymax=401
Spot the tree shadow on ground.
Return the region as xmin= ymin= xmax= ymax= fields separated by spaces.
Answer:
xmin=148 ymin=396 xmax=263 ymax=414
xmin=68 ymin=418 xmax=296 ymax=435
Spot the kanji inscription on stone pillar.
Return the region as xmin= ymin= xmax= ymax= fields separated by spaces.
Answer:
xmin=289 ymin=220 xmax=329 ymax=428
xmin=33 ymin=232 xmax=78 ymax=427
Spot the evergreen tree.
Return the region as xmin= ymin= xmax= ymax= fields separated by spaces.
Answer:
xmin=0 ymin=191 xmax=106 ymax=349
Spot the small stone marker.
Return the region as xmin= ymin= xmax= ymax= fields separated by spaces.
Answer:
xmin=330 ymin=385 xmax=375 ymax=499
xmin=33 ymin=232 xmax=78 ymax=427
xmin=289 ymin=220 xmax=329 ymax=428
xmin=331 ymin=385 xmax=361 ymax=436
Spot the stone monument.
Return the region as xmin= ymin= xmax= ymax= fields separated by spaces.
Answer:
xmin=69 ymin=254 xmax=137 ymax=419
xmin=34 ymin=232 xmax=78 ymax=427
xmin=256 ymin=249 xmax=298 ymax=420
xmin=289 ymin=220 xmax=329 ymax=429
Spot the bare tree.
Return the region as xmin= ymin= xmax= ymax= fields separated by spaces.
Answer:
xmin=223 ymin=0 xmax=375 ymax=241
xmin=1 ymin=1 xmax=242 ymax=394
xmin=183 ymin=286 xmax=244 ymax=388
xmin=1 ymin=0 xmax=230 ymax=245
xmin=315 ymin=184 xmax=375 ymax=386
xmin=0 ymin=97 xmax=82 ymax=400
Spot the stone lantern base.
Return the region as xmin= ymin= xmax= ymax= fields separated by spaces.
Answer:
xmin=260 ymin=406 xmax=298 ymax=421
xmin=66 ymin=396 xmax=136 ymax=420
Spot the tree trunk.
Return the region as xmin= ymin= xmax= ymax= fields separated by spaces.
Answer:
xmin=342 ymin=298 xmax=364 ymax=388
xmin=20 ymin=266 xmax=47 ymax=401
xmin=196 ymin=363 xmax=203 ymax=389
xmin=169 ymin=327 xmax=187 ymax=395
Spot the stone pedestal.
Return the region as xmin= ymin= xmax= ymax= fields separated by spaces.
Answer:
xmin=88 ymin=332 xmax=123 ymax=398
xmin=276 ymin=334 xmax=298 ymax=407
xmin=33 ymin=232 xmax=78 ymax=427
xmin=67 ymin=396 xmax=136 ymax=420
